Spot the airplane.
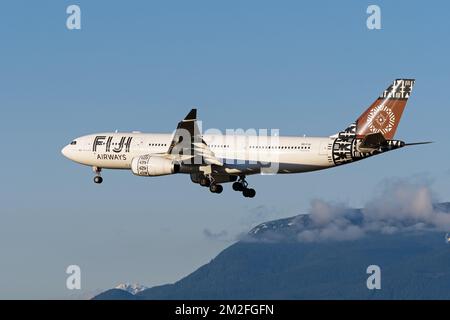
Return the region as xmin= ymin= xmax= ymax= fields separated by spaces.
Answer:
xmin=61 ymin=79 xmax=430 ymax=198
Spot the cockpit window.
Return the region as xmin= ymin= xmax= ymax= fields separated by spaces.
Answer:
xmin=70 ymin=141 xmax=77 ymax=145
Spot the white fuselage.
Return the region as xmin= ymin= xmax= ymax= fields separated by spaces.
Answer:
xmin=61 ymin=132 xmax=335 ymax=175
xmin=60 ymin=80 xmax=415 ymax=195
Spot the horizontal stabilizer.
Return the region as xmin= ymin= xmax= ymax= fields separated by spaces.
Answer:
xmin=404 ymin=141 xmax=433 ymax=146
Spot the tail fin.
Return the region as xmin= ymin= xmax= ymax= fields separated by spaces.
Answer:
xmin=355 ymin=79 xmax=415 ymax=140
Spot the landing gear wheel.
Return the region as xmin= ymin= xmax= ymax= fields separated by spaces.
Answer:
xmin=93 ymin=167 xmax=103 ymax=184
xmin=200 ymin=177 xmax=211 ymax=187
xmin=232 ymin=182 xmax=244 ymax=191
xmin=209 ymin=184 xmax=223 ymax=194
xmin=234 ymin=176 xmax=248 ymax=192
xmin=234 ymin=176 xmax=255 ymax=197
xmin=94 ymin=176 xmax=103 ymax=184
xmin=243 ymin=188 xmax=256 ymax=198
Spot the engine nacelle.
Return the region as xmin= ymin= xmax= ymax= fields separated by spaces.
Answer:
xmin=131 ymin=155 xmax=180 ymax=176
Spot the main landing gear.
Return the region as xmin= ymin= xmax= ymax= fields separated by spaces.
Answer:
xmin=232 ymin=176 xmax=256 ymax=198
xmin=199 ymin=175 xmax=255 ymax=197
xmin=199 ymin=176 xmax=223 ymax=194
xmin=93 ymin=166 xmax=103 ymax=184
xmin=209 ymin=183 xmax=223 ymax=194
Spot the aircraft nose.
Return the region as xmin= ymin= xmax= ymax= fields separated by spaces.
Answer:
xmin=61 ymin=145 xmax=70 ymax=158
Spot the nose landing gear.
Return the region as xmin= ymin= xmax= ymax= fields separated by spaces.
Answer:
xmin=94 ymin=176 xmax=103 ymax=184
xmin=93 ymin=167 xmax=103 ymax=184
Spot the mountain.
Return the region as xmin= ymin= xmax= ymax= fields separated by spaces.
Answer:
xmin=93 ymin=283 xmax=147 ymax=300
xmin=93 ymin=202 xmax=450 ymax=300
xmin=93 ymin=288 xmax=136 ymax=300
xmin=114 ymin=283 xmax=148 ymax=295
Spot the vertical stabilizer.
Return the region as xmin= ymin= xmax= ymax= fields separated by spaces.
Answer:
xmin=355 ymin=79 xmax=415 ymax=139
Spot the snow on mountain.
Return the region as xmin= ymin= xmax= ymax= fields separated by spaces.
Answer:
xmin=115 ymin=283 xmax=148 ymax=295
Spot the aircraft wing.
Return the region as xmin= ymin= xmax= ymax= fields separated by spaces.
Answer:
xmin=165 ymin=109 xmax=222 ymax=166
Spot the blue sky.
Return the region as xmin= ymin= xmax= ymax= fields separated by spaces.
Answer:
xmin=1 ymin=0 xmax=449 ymax=298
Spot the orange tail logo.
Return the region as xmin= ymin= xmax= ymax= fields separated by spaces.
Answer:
xmin=356 ymin=79 xmax=415 ymax=140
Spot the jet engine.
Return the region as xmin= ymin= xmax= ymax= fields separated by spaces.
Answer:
xmin=131 ymin=155 xmax=180 ymax=176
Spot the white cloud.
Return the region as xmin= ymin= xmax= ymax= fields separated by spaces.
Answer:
xmin=288 ymin=179 xmax=450 ymax=243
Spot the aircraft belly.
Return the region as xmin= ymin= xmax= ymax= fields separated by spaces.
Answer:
xmin=220 ymin=153 xmax=332 ymax=175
